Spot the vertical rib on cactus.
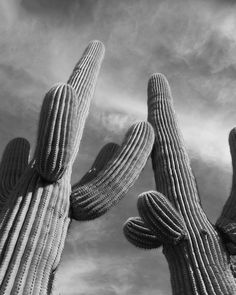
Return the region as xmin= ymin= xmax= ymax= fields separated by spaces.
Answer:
xmin=0 ymin=138 xmax=30 ymax=202
xmin=71 ymin=121 xmax=155 ymax=220
xmin=124 ymin=73 xmax=236 ymax=294
xmin=78 ymin=142 xmax=119 ymax=186
xmin=0 ymin=40 xmax=155 ymax=294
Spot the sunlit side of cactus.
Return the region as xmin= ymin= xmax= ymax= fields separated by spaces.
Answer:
xmin=0 ymin=41 xmax=155 ymax=295
xmin=124 ymin=73 xmax=236 ymax=294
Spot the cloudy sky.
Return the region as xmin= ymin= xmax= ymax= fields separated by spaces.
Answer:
xmin=1 ymin=0 xmax=236 ymax=294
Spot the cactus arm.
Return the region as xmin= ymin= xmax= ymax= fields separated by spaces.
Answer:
xmin=216 ymin=128 xmax=236 ymax=253
xmin=77 ymin=142 xmax=119 ymax=186
xmin=123 ymin=216 xmax=162 ymax=249
xmin=137 ymin=191 xmax=188 ymax=245
xmin=67 ymin=40 xmax=105 ymax=163
xmin=0 ymin=138 xmax=30 ymax=201
xmin=70 ymin=121 xmax=155 ymax=220
xmin=35 ymin=84 xmax=79 ymax=182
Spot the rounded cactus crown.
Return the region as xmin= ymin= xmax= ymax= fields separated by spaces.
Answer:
xmin=35 ymin=83 xmax=78 ymax=182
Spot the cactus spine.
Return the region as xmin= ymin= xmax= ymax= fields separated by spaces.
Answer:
xmin=0 ymin=41 xmax=154 ymax=295
xmin=124 ymin=73 xmax=236 ymax=294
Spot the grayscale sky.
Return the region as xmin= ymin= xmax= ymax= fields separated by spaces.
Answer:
xmin=1 ymin=0 xmax=236 ymax=294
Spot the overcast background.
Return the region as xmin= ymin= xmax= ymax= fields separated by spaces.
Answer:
xmin=1 ymin=0 xmax=236 ymax=294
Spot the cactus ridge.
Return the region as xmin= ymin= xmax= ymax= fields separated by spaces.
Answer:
xmin=124 ymin=73 xmax=236 ymax=294
xmin=77 ymin=142 xmax=119 ymax=186
xmin=0 ymin=138 xmax=30 ymax=202
xmin=71 ymin=121 xmax=155 ymax=220
xmin=123 ymin=217 xmax=162 ymax=249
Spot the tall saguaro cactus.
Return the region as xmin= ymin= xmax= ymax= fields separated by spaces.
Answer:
xmin=0 ymin=41 xmax=155 ymax=295
xmin=124 ymin=73 xmax=236 ymax=294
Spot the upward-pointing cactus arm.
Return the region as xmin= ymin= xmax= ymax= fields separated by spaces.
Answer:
xmin=34 ymin=41 xmax=105 ymax=183
xmin=67 ymin=40 xmax=105 ymax=163
xmin=0 ymin=138 xmax=30 ymax=202
xmin=70 ymin=121 xmax=155 ymax=220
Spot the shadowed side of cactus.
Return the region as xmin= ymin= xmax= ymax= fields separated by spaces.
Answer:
xmin=0 ymin=40 xmax=155 ymax=295
xmin=124 ymin=73 xmax=236 ymax=294
xmin=0 ymin=138 xmax=30 ymax=203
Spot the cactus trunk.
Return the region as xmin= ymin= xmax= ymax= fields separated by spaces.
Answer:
xmin=0 ymin=169 xmax=71 ymax=294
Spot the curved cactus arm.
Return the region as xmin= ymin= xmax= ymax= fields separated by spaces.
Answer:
xmin=67 ymin=40 xmax=105 ymax=163
xmin=76 ymin=142 xmax=119 ymax=186
xmin=70 ymin=121 xmax=155 ymax=220
xmin=35 ymin=83 xmax=79 ymax=182
xmin=123 ymin=216 xmax=162 ymax=249
xmin=0 ymin=138 xmax=30 ymax=201
xmin=148 ymin=73 xmax=200 ymax=211
xmin=137 ymin=191 xmax=188 ymax=245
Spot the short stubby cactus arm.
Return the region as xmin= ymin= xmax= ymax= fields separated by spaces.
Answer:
xmin=123 ymin=216 xmax=162 ymax=249
xmin=67 ymin=40 xmax=105 ymax=163
xmin=137 ymin=191 xmax=188 ymax=245
xmin=0 ymin=138 xmax=30 ymax=202
xmin=77 ymin=142 xmax=119 ymax=186
xmin=216 ymin=128 xmax=236 ymax=254
xmin=70 ymin=121 xmax=155 ymax=220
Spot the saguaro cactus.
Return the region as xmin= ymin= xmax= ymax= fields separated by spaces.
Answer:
xmin=0 ymin=41 xmax=155 ymax=295
xmin=124 ymin=73 xmax=236 ymax=294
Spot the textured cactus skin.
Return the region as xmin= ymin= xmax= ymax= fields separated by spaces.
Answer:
xmin=0 ymin=41 xmax=155 ymax=295
xmin=77 ymin=142 xmax=119 ymax=186
xmin=0 ymin=138 xmax=30 ymax=204
xmin=124 ymin=73 xmax=236 ymax=294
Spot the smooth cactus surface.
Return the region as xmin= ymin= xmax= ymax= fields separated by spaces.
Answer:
xmin=0 ymin=41 xmax=155 ymax=295
xmin=124 ymin=73 xmax=236 ymax=294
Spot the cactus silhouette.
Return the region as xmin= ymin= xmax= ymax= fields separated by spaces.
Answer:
xmin=0 ymin=41 xmax=155 ymax=295
xmin=124 ymin=73 xmax=236 ymax=294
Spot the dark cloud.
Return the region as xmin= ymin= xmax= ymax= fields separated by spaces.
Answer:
xmin=21 ymin=0 xmax=96 ymax=19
